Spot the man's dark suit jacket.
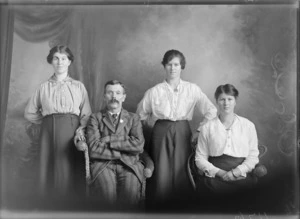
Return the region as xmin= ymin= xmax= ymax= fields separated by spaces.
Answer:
xmin=86 ymin=108 xmax=145 ymax=184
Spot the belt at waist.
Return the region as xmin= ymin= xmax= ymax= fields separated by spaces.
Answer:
xmin=44 ymin=113 xmax=79 ymax=119
xmin=156 ymin=119 xmax=188 ymax=123
xmin=209 ymin=154 xmax=245 ymax=171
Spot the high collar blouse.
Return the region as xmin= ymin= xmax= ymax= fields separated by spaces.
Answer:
xmin=136 ymin=79 xmax=217 ymax=124
xmin=24 ymin=74 xmax=92 ymax=128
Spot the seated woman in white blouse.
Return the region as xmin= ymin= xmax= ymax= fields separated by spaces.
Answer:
xmin=195 ymin=84 xmax=259 ymax=193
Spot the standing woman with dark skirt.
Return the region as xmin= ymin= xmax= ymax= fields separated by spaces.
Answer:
xmin=24 ymin=45 xmax=92 ymax=203
xmin=136 ymin=49 xmax=217 ymax=208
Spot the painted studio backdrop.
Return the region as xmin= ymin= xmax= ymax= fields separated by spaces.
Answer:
xmin=1 ymin=3 xmax=298 ymax=214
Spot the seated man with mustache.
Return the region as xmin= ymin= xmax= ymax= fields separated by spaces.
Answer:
xmin=85 ymin=80 xmax=145 ymax=209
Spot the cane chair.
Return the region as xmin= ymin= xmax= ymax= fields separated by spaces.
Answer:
xmin=74 ymin=140 xmax=154 ymax=201
xmin=187 ymin=144 xmax=268 ymax=191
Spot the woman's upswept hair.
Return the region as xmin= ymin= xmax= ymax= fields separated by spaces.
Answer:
xmin=214 ymin=84 xmax=239 ymax=100
xmin=46 ymin=45 xmax=74 ymax=64
xmin=161 ymin=49 xmax=186 ymax=69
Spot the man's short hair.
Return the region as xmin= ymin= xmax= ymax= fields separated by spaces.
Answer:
xmin=104 ymin=80 xmax=126 ymax=94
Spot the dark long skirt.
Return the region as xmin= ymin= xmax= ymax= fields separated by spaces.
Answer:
xmin=192 ymin=155 xmax=258 ymax=212
xmin=146 ymin=120 xmax=193 ymax=208
xmin=205 ymin=154 xmax=256 ymax=194
xmin=38 ymin=114 xmax=85 ymax=202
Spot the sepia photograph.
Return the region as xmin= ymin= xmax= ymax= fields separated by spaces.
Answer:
xmin=0 ymin=0 xmax=298 ymax=218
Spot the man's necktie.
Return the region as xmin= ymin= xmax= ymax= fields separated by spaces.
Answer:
xmin=112 ymin=114 xmax=118 ymax=126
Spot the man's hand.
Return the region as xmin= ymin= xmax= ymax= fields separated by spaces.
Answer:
xmin=100 ymin=136 xmax=111 ymax=143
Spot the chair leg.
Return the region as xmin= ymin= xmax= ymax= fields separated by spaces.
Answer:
xmin=187 ymin=153 xmax=196 ymax=190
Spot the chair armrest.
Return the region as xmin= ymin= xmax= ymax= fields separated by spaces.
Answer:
xmin=258 ymin=144 xmax=267 ymax=159
xmin=252 ymin=144 xmax=268 ymax=178
xmin=74 ymin=139 xmax=88 ymax=151
xmin=140 ymin=151 xmax=154 ymax=178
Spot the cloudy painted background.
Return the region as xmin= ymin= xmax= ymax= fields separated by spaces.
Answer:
xmin=2 ymin=4 xmax=298 ymax=214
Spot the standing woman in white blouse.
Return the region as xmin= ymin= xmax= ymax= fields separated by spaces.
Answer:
xmin=195 ymin=84 xmax=259 ymax=193
xmin=24 ymin=45 xmax=92 ymax=202
xmin=137 ymin=49 xmax=217 ymax=207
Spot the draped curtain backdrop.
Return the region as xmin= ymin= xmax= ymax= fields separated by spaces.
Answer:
xmin=0 ymin=3 xmax=14 ymax=153
xmin=2 ymin=3 xmax=298 ymax=214
xmin=14 ymin=5 xmax=108 ymax=112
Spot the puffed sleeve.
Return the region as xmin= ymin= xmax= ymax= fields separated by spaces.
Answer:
xmin=194 ymin=85 xmax=217 ymax=130
xmin=136 ymin=89 xmax=152 ymax=120
xmin=195 ymin=125 xmax=220 ymax=177
xmin=235 ymin=122 xmax=259 ymax=176
xmin=76 ymin=83 xmax=92 ymax=135
xmin=136 ymin=89 xmax=156 ymax=127
xmin=24 ymin=86 xmax=43 ymax=124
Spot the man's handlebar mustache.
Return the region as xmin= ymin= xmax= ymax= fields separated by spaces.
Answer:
xmin=109 ymin=99 xmax=119 ymax=104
